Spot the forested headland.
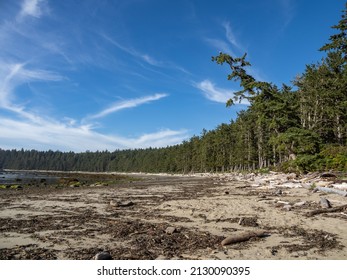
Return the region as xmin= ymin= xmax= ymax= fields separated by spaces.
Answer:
xmin=1 ymin=4 xmax=347 ymax=173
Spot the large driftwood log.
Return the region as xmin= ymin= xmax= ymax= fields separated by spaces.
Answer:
xmin=306 ymin=204 xmax=347 ymax=217
xmin=314 ymin=187 xmax=347 ymax=197
xmin=221 ymin=230 xmax=268 ymax=246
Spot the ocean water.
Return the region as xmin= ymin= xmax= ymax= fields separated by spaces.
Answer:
xmin=0 ymin=171 xmax=58 ymax=185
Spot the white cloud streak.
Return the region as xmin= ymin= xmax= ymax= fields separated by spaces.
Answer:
xmin=195 ymin=80 xmax=249 ymax=105
xmin=204 ymin=38 xmax=235 ymax=56
xmin=279 ymin=0 xmax=295 ymax=30
xmin=88 ymin=93 xmax=168 ymax=120
xmin=0 ymin=117 xmax=188 ymax=152
xmin=0 ymin=62 xmax=63 ymax=111
xmin=222 ymin=21 xmax=243 ymax=51
xmin=205 ymin=21 xmax=244 ymax=56
xmin=101 ymin=33 xmax=161 ymax=67
xmin=101 ymin=33 xmax=190 ymax=75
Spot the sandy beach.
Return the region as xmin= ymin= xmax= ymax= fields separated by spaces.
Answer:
xmin=0 ymin=171 xmax=346 ymax=260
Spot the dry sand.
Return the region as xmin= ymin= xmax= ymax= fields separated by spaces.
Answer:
xmin=0 ymin=172 xmax=346 ymax=260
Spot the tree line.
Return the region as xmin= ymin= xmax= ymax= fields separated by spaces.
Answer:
xmin=1 ymin=3 xmax=347 ymax=173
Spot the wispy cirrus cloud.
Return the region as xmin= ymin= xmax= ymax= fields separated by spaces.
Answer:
xmin=0 ymin=62 xmax=186 ymax=151
xmin=204 ymin=21 xmax=244 ymax=55
xmin=279 ymin=0 xmax=295 ymax=30
xmin=87 ymin=93 xmax=168 ymax=120
xmin=195 ymin=79 xmax=249 ymax=105
xmin=0 ymin=62 xmax=63 ymax=111
xmin=0 ymin=43 xmax=183 ymax=152
xmin=101 ymin=33 xmax=161 ymax=67
xmin=222 ymin=21 xmax=243 ymax=51
xmin=204 ymin=38 xmax=235 ymax=56
xmin=0 ymin=1 xmax=190 ymax=152
xmin=18 ymin=0 xmax=46 ymax=20
xmin=100 ymin=33 xmax=191 ymax=75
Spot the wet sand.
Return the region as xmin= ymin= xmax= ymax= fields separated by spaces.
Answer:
xmin=0 ymin=172 xmax=346 ymax=260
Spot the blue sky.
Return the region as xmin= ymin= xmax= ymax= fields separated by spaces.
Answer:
xmin=0 ymin=0 xmax=344 ymax=152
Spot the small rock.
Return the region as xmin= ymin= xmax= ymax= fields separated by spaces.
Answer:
xmin=320 ymin=197 xmax=332 ymax=208
xmin=117 ymin=201 xmax=134 ymax=207
xmin=155 ymin=255 xmax=168 ymax=260
xmin=109 ymin=200 xmax=118 ymax=207
xmin=94 ymin=251 xmax=113 ymax=260
xmin=293 ymin=201 xmax=306 ymax=207
xmin=274 ymin=189 xmax=282 ymax=195
xmin=283 ymin=205 xmax=292 ymax=211
xmin=165 ymin=226 xmax=177 ymax=234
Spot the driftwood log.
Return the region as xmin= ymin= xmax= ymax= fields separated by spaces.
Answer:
xmin=314 ymin=187 xmax=347 ymax=197
xmin=94 ymin=251 xmax=113 ymax=260
xmin=221 ymin=230 xmax=268 ymax=246
xmin=306 ymin=204 xmax=347 ymax=217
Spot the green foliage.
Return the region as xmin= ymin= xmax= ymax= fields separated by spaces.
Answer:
xmin=279 ymin=145 xmax=347 ymax=173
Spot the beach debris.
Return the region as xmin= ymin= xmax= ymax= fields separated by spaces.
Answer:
xmin=286 ymin=173 xmax=298 ymax=180
xmin=155 ymin=255 xmax=168 ymax=260
xmin=332 ymin=183 xmax=347 ymax=190
xmin=91 ymin=182 xmax=108 ymax=187
xmin=276 ymin=200 xmax=290 ymax=207
xmin=306 ymin=204 xmax=347 ymax=217
xmin=274 ymin=189 xmax=282 ymax=195
xmin=280 ymin=182 xmax=302 ymax=188
xmin=94 ymin=251 xmax=113 ymax=260
xmin=320 ymin=197 xmax=332 ymax=209
xmin=109 ymin=200 xmax=118 ymax=207
xmin=165 ymin=226 xmax=177 ymax=234
xmin=320 ymin=172 xmax=337 ymax=179
xmin=221 ymin=230 xmax=268 ymax=246
xmin=110 ymin=200 xmax=134 ymax=207
xmin=293 ymin=201 xmax=307 ymax=207
xmin=283 ymin=205 xmax=292 ymax=211
xmin=315 ymin=181 xmax=333 ymax=187
xmin=314 ymin=186 xmax=347 ymax=197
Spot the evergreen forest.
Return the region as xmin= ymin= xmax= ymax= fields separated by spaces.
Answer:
xmin=1 ymin=4 xmax=347 ymax=173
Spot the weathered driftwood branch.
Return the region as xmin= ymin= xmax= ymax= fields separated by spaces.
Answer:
xmin=221 ymin=230 xmax=268 ymax=246
xmin=306 ymin=204 xmax=347 ymax=217
xmin=314 ymin=187 xmax=347 ymax=197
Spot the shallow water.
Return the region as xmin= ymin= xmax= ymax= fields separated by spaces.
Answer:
xmin=0 ymin=171 xmax=59 ymax=185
